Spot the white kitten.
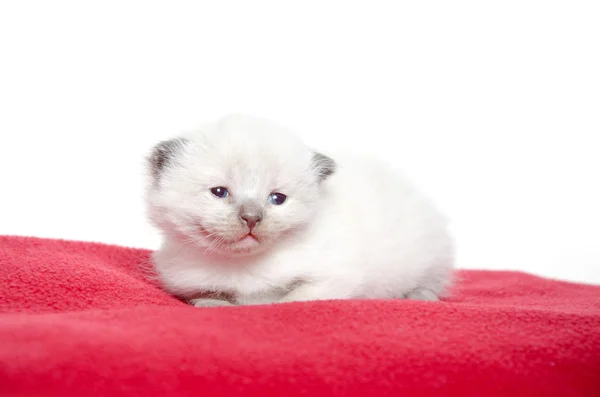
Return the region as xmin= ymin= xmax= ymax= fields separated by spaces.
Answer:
xmin=145 ymin=114 xmax=454 ymax=306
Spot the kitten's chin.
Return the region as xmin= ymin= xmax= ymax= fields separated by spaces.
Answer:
xmin=228 ymin=234 xmax=262 ymax=252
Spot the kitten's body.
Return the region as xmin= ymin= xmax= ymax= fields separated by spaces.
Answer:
xmin=146 ymin=115 xmax=454 ymax=306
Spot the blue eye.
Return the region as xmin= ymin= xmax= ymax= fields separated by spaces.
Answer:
xmin=210 ymin=187 xmax=229 ymax=198
xmin=268 ymin=193 xmax=287 ymax=205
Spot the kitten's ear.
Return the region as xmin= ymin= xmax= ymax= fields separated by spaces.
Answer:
xmin=148 ymin=138 xmax=189 ymax=179
xmin=311 ymin=152 xmax=336 ymax=182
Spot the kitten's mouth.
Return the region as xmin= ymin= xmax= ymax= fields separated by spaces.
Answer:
xmin=191 ymin=222 xmax=264 ymax=253
xmin=239 ymin=233 xmax=259 ymax=243
xmin=194 ymin=222 xmax=259 ymax=243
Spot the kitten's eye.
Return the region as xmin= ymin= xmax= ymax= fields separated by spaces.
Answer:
xmin=210 ymin=187 xmax=229 ymax=198
xmin=268 ymin=193 xmax=287 ymax=205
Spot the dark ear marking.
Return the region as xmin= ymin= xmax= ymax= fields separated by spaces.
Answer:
xmin=311 ymin=152 xmax=336 ymax=182
xmin=148 ymin=138 xmax=189 ymax=179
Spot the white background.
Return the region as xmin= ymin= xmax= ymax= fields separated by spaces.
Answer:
xmin=1 ymin=1 xmax=599 ymax=284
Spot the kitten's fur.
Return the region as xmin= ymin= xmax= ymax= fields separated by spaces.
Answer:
xmin=145 ymin=114 xmax=454 ymax=306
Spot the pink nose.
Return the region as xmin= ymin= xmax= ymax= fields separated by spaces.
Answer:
xmin=241 ymin=214 xmax=261 ymax=230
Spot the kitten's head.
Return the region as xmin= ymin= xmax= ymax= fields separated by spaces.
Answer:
xmin=145 ymin=114 xmax=335 ymax=256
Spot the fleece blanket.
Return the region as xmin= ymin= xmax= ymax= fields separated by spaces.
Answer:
xmin=0 ymin=236 xmax=599 ymax=396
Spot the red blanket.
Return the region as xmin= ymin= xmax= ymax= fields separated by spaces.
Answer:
xmin=1 ymin=236 xmax=599 ymax=396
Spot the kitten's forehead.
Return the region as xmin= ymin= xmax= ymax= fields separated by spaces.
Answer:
xmin=184 ymin=115 xmax=313 ymax=189
xmin=220 ymin=148 xmax=310 ymax=191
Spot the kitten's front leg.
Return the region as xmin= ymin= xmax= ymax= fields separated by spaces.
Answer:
xmin=278 ymin=281 xmax=349 ymax=303
xmin=188 ymin=298 xmax=235 ymax=307
xmin=405 ymin=287 xmax=439 ymax=301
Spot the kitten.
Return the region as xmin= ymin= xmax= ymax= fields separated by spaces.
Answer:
xmin=145 ymin=114 xmax=454 ymax=306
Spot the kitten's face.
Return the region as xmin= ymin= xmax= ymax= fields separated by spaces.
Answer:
xmin=146 ymin=115 xmax=335 ymax=256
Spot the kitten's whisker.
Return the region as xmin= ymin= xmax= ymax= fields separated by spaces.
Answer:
xmin=205 ymin=235 xmax=226 ymax=254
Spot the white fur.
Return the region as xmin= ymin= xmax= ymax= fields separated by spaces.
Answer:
xmin=145 ymin=114 xmax=455 ymax=305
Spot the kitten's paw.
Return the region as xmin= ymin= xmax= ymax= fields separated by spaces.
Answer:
xmin=405 ymin=288 xmax=439 ymax=301
xmin=189 ymin=298 xmax=235 ymax=307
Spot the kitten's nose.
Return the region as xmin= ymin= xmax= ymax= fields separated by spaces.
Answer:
xmin=239 ymin=202 xmax=263 ymax=230
xmin=241 ymin=214 xmax=261 ymax=230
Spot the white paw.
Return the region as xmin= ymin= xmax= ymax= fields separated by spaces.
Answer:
xmin=405 ymin=288 xmax=439 ymax=301
xmin=189 ymin=298 xmax=235 ymax=307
